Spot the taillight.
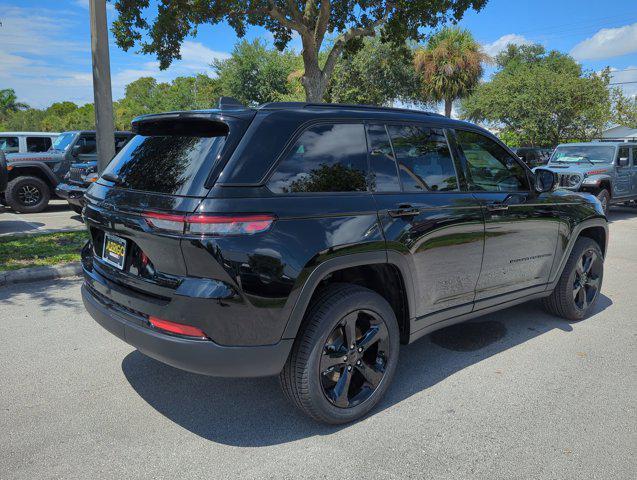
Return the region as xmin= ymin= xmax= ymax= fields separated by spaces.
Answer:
xmin=149 ymin=316 xmax=208 ymax=339
xmin=143 ymin=212 xmax=274 ymax=236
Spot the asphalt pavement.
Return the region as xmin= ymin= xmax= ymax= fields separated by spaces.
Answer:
xmin=1 ymin=208 xmax=636 ymax=479
xmin=0 ymin=200 xmax=84 ymax=236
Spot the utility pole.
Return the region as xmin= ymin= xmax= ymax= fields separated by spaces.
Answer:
xmin=89 ymin=0 xmax=115 ymax=173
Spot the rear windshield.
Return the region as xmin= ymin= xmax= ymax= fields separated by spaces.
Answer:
xmin=102 ymin=134 xmax=226 ymax=196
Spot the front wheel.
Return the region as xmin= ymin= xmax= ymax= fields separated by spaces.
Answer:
xmin=5 ymin=176 xmax=50 ymax=213
xmin=280 ymin=284 xmax=400 ymax=424
xmin=543 ymin=237 xmax=604 ymax=321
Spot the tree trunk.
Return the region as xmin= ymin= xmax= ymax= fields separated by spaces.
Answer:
xmin=444 ymin=99 xmax=453 ymax=118
xmin=300 ymin=36 xmax=328 ymax=103
xmin=302 ymin=72 xmax=327 ymax=103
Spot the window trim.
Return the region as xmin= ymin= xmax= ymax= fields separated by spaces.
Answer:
xmin=452 ymin=127 xmax=533 ymax=194
xmin=264 ymin=120 xmax=372 ymax=196
xmin=364 ymin=122 xmax=403 ymax=194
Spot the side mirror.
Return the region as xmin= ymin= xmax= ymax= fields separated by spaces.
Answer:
xmin=71 ymin=145 xmax=81 ymax=157
xmin=534 ymin=168 xmax=558 ymax=193
xmin=618 ymin=157 xmax=629 ymax=167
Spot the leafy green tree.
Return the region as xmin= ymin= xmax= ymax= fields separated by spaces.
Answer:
xmin=413 ymin=27 xmax=490 ymax=117
xmin=328 ymin=36 xmax=421 ymax=106
xmin=0 ymin=89 xmax=29 ymax=119
xmin=112 ymin=0 xmax=488 ymax=102
xmin=611 ymin=89 xmax=637 ymax=129
xmin=461 ymin=44 xmax=611 ymax=146
xmin=212 ymin=39 xmax=303 ymax=105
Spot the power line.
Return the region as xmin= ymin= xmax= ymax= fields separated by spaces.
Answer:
xmin=609 ymin=81 xmax=637 ymax=85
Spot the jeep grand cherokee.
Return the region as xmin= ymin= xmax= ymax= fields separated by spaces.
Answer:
xmin=81 ymin=99 xmax=608 ymax=424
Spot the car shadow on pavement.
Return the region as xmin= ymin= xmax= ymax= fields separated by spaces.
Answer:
xmin=122 ymin=294 xmax=611 ymax=447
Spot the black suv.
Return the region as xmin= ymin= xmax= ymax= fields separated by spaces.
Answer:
xmin=81 ymin=101 xmax=608 ymax=424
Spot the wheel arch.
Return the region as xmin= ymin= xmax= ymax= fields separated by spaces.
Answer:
xmin=549 ymin=217 xmax=608 ymax=289
xmin=281 ymin=251 xmax=415 ymax=344
xmin=7 ymin=164 xmax=57 ymax=188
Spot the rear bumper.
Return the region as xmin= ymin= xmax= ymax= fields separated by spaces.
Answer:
xmin=55 ymin=182 xmax=86 ymax=206
xmin=81 ymin=282 xmax=293 ymax=378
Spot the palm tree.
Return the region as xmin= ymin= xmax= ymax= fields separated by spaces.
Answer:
xmin=0 ymin=89 xmax=29 ymax=116
xmin=414 ymin=28 xmax=490 ymax=117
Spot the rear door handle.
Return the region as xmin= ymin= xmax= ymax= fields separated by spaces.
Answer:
xmin=486 ymin=202 xmax=509 ymax=212
xmin=388 ymin=204 xmax=420 ymax=218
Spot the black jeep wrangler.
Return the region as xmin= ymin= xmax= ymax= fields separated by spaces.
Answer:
xmin=4 ymin=130 xmax=132 ymax=213
xmin=80 ymin=101 xmax=608 ymax=424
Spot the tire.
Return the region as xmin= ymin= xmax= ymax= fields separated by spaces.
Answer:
xmin=71 ymin=205 xmax=83 ymax=215
xmin=279 ymin=283 xmax=400 ymax=424
xmin=596 ymin=189 xmax=610 ymax=215
xmin=542 ymin=237 xmax=604 ymax=321
xmin=5 ymin=176 xmax=50 ymax=213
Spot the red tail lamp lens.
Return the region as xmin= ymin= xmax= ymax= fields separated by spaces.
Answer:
xmin=187 ymin=214 xmax=274 ymax=235
xmin=143 ymin=212 xmax=274 ymax=235
xmin=149 ymin=316 xmax=208 ymax=339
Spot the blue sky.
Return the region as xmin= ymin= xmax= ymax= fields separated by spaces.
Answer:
xmin=1 ymin=0 xmax=637 ymax=108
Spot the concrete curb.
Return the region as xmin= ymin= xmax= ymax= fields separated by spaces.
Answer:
xmin=0 ymin=262 xmax=82 ymax=287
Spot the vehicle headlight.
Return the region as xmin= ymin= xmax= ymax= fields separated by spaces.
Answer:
xmin=562 ymin=174 xmax=582 ymax=188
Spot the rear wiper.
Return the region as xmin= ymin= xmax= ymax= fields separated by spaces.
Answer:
xmin=101 ymin=172 xmax=124 ymax=185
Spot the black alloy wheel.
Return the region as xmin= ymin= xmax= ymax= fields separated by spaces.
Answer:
xmin=5 ymin=176 xmax=51 ymax=213
xmin=18 ymin=184 xmax=42 ymax=206
xmin=572 ymin=248 xmax=602 ymax=311
xmin=320 ymin=309 xmax=389 ymax=409
xmin=280 ymin=283 xmax=400 ymax=424
xmin=543 ymin=237 xmax=604 ymax=321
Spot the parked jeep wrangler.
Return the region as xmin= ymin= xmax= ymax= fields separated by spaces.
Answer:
xmin=81 ymin=101 xmax=608 ymax=424
xmin=542 ymin=141 xmax=637 ymax=214
xmin=55 ymin=134 xmax=134 ymax=214
xmin=4 ymin=130 xmax=133 ymax=213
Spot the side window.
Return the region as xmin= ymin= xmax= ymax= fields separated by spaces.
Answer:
xmin=26 ymin=137 xmax=52 ymax=152
xmin=0 ymin=136 xmax=19 ymax=153
xmin=366 ymin=124 xmax=400 ymax=192
xmin=79 ymin=135 xmax=97 ymax=154
xmin=455 ymin=130 xmax=529 ymax=192
xmin=632 ymin=148 xmax=637 ymax=166
xmin=387 ymin=124 xmax=459 ymax=192
xmin=268 ymin=123 xmax=368 ymax=194
xmin=115 ymin=136 xmax=131 ymax=152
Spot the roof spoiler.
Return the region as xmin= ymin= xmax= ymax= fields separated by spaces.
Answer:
xmin=131 ymin=114 xmax=230 ymax=137
xmin=218 ymin=96 xmax=247 ymax=110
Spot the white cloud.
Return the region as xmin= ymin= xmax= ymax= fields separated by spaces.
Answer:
xmin=571 ymin=23 xmax=637 ymax=60
xmin=482 ymin=34 xmax=532 ymax=57
xmin=110 ymin=41 xmax=230 ymax=98
xmin=0 ymin=3 xmax=230 ymax=108
xmin=609 ymin=66 xmax=637 ymax=98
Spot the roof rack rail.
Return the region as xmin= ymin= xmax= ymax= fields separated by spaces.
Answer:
xmin=258 ymin=101 xmax=442 ymax=117
xmin=304 ymin=103 xmax=444 ymax=117
xmin=218 ymin=96 xmax=248 ymax=110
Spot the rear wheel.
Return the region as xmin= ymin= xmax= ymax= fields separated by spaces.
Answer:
xmin=5 ymin=176 xmax=50 ymax=213
xmin=543 ymin=237 xmax=604 ymax=321
xmin=280 ymin=284 xmax=400 ymax=424
xmin=596 ymin=189 xmax=610 ymax=215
